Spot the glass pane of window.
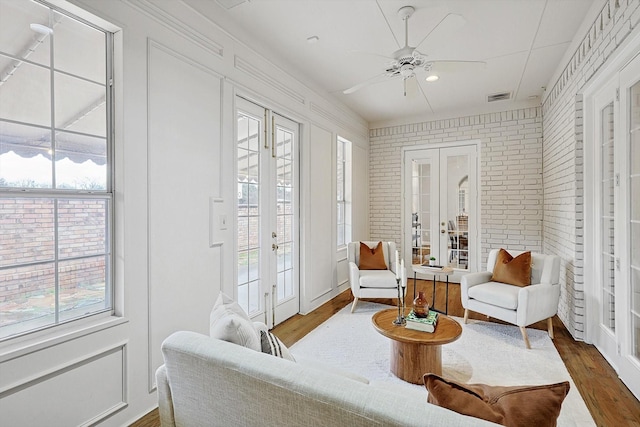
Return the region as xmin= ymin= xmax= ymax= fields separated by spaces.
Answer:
xmin=55 ymin=131 xmax=107 ymax=190
xmin=53 ymin=11 xmax=106 ymax=84
xmin=0 ymin=55 xmax=51 ymax=127
xmin=0 ymin=263 xmax=56 ymax=339
xmin=55 ymin=72 xmax=106 ymax=137
xmin=0 ymin=0 xmax=51 ymax=67
xmin=0 ymin=198 xmax=54 ymax=267
xmin=58 ymin=255 xmax=108 ymax=322
xmin=58 ymin=199 xmax=107 ymax=259
xmin=0 ymin=121 xmax=52 ymax=188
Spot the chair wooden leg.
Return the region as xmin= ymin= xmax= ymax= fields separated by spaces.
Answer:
xmin=463 ymin=309 xmax=469 ymax=324
xmin=547 ymin=317 xmax=554 ymax=340
xmin=520 ymin=327 xmax=531 ymax=349
xmin=351 ymin=297 xmax=358 ymax=313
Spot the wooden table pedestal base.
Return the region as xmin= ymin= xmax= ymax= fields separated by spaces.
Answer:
xmin=390 ymin=340 xmax=442 ymax=384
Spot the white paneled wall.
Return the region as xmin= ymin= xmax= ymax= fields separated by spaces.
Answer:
xmin=542 ymin=0 xmax=640 ymax=339
xmin=369 ymin=108 xmax=543 ymax=267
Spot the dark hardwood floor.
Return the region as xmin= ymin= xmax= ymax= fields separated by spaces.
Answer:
xmin=131 ymin=279 xmax=640 ymax=427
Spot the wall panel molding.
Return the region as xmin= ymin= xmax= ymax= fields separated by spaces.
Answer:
xmin=122 ymin=0 xmax=224 ymax=58
xmin=234 ymin=55 xmax=306 ymax=105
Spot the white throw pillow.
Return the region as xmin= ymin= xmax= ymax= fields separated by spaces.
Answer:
xmin=209 ymin=292 xmax=260 ymax=351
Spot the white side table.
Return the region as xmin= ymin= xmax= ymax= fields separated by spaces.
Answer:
xmin=411 ymin=264 xmax=454 ymax=314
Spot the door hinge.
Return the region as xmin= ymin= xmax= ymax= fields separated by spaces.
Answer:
xmin=615 ymin=173 xmax=620 ymax=186
xmin=616 ymin=87 xmax=620 ymax=101
xmin=616 ymin=258 xmax=621 ymax=271
xmin=617 ymin=342 xmax=621 ymax=355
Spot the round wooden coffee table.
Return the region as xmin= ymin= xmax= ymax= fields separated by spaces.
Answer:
xmin=371 ymin=308 xmax=462 ymax=384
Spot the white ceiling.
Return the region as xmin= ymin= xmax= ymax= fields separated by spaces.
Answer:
xmin=213 ymin=0 xmax=597 ymax=126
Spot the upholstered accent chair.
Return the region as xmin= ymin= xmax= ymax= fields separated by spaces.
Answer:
xmin=460 ymin=249 xmax=561 ymax=349
xmin=347 ymin=241 xmax=406 ymax=313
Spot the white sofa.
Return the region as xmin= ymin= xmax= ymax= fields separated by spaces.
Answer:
xmin=156 ymin=331 xmax=497 ymax=426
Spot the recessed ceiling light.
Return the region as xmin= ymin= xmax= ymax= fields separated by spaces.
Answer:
xmin=306 ymin=36 xmax=319 ymax=44
xmin=425 ymin=75 xmax=439 ymax=82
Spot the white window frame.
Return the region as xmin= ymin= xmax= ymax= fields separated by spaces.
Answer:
xmin=337 ymin=136 xmax=351 ymax=248
xmin=0 ymin=0 xmax=115 ymax=341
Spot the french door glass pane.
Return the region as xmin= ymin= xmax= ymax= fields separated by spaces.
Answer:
xmin=237 ymin=111 xmax=261 ymax=315
xmin=411 ymin=161 xmax=431 ymax=264
xmin=276 ymin=126 xmax=294 ymax=303
xmin=630 ymin=80 xmax=640 ymax=359
xmin=446 ymin=155 xmax=468 ymax=270
xmin=601 ymin=102 xmax=616 ymax=331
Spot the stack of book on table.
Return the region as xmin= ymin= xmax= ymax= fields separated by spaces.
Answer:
xmin=405 ymin=310 xmax=439 ymax=333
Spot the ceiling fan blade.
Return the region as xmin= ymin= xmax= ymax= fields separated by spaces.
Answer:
xmin=343 ymin=72 xmax=396 ymax=95
xmin=415 ymin=13 xmax=466 ymax=52
xmin=348 ymin=49 xmax=395 ymax=62
xmin=427 ymin=60 xmax=486 ymax=74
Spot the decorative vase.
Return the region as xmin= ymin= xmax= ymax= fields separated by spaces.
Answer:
xmin=413 ymin=291 xmax=430 ymax=318
xmin=429 ymin=259 xmax=436 ymax=266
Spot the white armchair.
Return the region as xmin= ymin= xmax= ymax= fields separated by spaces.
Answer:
xmin=348 ymin=241 xmax=406 ymax=313
xmin=461 ymin=249 xmax=561 ymax=349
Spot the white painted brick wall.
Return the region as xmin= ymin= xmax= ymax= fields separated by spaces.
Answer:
xmin=369 ymin=108 xmax=543 ymax=267
xmin=543 ymin=0 xmax=640 ymax=340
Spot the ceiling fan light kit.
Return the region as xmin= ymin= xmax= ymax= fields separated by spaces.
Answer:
xmin=342 ymin=4 xmax=485 ymax=97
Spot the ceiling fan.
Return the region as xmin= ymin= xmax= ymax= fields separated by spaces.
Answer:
xmin=343 ymin=5 xmax=485 ymax=96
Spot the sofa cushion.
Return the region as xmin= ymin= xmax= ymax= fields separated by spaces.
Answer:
xmin=209 ymin=292 xmax=260 ymax=351
xmin=424 ymin=374 xmax=570 ymax=427
xmin=359 ymin=270 xmax=397 ymax=288
xmin=467 ymin=282 xmax=520 ymax=310
xmin=491 ymin=249 xmax=531 ymax=287
xmin=359 ymin=241 xmax=388 ymax=270
xmin=260 ymin=330 xmax=295 ymax=361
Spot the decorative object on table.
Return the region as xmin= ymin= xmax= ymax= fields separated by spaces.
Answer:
xmin=412 ymin=264 xmax=454 ymax=314
xmin=393 ymin=255 xmax=407 ymax=325
xmin=412 ymin=291 xmax=430 ymax=317
xmin=429 ymin=256 xmax=436 ymax=266
xmin=405 ymin=309 xmax=439 ymax=333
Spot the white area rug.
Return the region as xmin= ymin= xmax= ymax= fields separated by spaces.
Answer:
xmin=289 ymin=302 xmax=594 ymax=427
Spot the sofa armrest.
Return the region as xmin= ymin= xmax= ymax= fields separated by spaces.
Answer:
xmin=460 ymin=272 xmax=493 ymax=308
xmin=516 ymin=283 xmax=561 ymax=327
xmin=156 ymin=364 xmax=176 ymax=427
xmin=349 ymin=261 xmax=360 ymax=295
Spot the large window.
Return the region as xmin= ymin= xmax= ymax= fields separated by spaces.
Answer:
xmin=0 ymin=0 xmax=113 ymax=340
xmin=337 ymin=136 xmax=351 ymax=247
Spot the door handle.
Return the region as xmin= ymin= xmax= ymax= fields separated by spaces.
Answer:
xmin=272 ymin=243 xmax=279 ymax=251
xmin=441 ymin=229 xmax=446 ymax=234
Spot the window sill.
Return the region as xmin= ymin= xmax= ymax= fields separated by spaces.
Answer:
xmin=0 ymin=315 xmax=128 ymax=363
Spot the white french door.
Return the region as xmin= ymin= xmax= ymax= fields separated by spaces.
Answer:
xmin=591 ymin=79 xmax=620 ymax=369
xmin=403 ymin=144 xmax=478 ymax=282
xmin=236 ymin=97 xmax=299 ymax=327
xmin=618 ymin=54 xmax=640 ymax=399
